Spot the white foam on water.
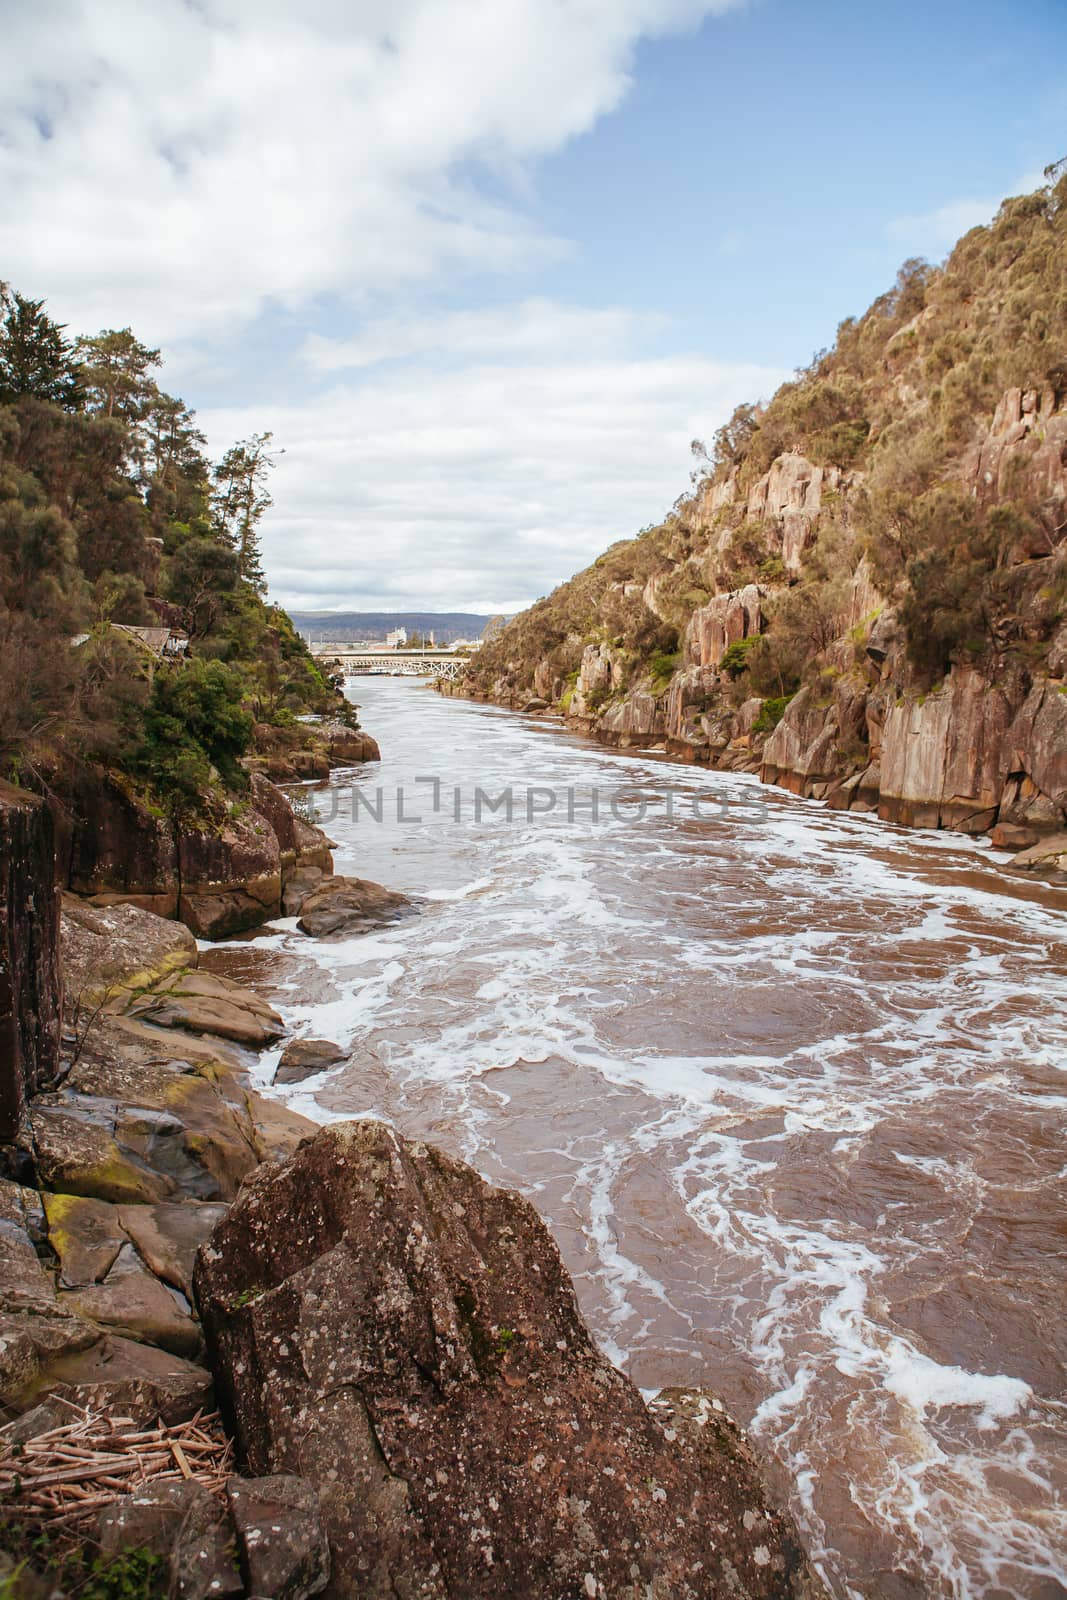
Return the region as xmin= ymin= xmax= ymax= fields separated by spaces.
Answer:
xmin=246 ymin=680 xmax=1067 ymax=1600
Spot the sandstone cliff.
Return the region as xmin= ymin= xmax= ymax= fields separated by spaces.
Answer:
xmin=456 ymin=176 xmax=1067 ymax=867
xmin=53 ymin=767 xmax=337 ymax=939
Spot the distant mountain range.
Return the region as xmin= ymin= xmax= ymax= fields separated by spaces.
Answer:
xmin=288 ymin=611 xmax=498 ymax=643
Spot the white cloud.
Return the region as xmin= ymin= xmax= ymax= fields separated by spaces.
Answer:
xmin=886 ymin=171 xmax=1047 ymax=252
xmin=1 ymin=1 xmax=767 ymax=617
xmin=201 ymin=319 xmax=787 ymax=612
xmin=301 ymin=299 xmax=669 ymax=372
xmin=0 ymin=0 xmax=742 ymax=346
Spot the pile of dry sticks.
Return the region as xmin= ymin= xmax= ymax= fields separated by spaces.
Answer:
xmin=0 ymin=1403 xmax=233 ymax=1534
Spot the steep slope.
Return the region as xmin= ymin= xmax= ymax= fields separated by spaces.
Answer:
xmin=459 ymin=172 xmax=1067 ymax=853
xmin=0 ymin=284 xmax=372 ymax=932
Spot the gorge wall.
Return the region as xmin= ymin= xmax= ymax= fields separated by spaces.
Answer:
xmin=455 ymin=178 xmax=1067 ymax=866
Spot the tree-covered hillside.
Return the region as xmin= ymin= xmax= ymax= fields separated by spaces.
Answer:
xmin=0 ymin=285 xmax=341 ymax=817
xmin=466 ymin=167 xmax=1067 ymax=716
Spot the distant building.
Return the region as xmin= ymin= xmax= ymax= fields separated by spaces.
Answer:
xmin=71 ymin=623 xmax=189 ymax=660
xmin=116 ymin=624 xmax=190 ymax=658
xmin=69 ymin=623 xmax=189 ymax=685
xmin=385 ymin=627 xmax=408 ymax=648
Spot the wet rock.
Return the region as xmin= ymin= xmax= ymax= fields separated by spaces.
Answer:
xmin=125 ymin=969 xmax=285 ymax=1048
xmin=56 ymin=769 xmax=339 ymax=939
xmin=249 ymin=771 xmax=300 ymax=857
xmin=226 ymin=1475 xmax=330 ymax=1600
xmin=0 ymin=1302 xmax=99 ymax=1409
xmin=0 ymin=781 xmax=62 ymax=1147
xmin=26 ymin=1331 xmax=213 ymax=1423
xmin=0 ymin=1172 xmax=213 ymax=1419
xmin=30 ymin=1098 xmax=175 ymax=1205
xmin=178 ymin=811 xmax=283 ymax=940
xmin=520 ymin=696 xmax=550 ymax=712
xmin=118 ymin=1200 xmax=230 ymax=1298
xmin=1008 ymin=831 xmax=1067 ymax=881
xmin=292 ymin=818 xmax=335 ymax=874
xmin=42 ymin=1192 xmax=126 ymax=1287
xmin=236 ymin=1089 xmax=318 ymax=1167
xmin=62 ymin=770 xmax=180 ymax=920
xmin=0 ymin=1181 xmax=54 ymax=1308
xmin=30 ymin=1017 xmax=275 ymax=1203
xmin=61 ymin=1240 xmax=200 ymax=1357
xmin=194 ymin=1120 xmax=823 ymax=1600
xmin=296 ymin=876 xmax=415 ymax=939
xmin=281 ymin=865 xmax=326 ymax=916
xmin=274 ymin=1039 xmax=345 ymax=1085
xmin=61 ymin=896 xmax=196 ymax=1009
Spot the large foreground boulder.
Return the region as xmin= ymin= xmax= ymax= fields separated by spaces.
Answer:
xmin=194 ymin=1121 xmax=824 ymax=1600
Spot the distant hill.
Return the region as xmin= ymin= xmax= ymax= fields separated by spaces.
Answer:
xmin=289 ymin=611 xmax=497 ymax=643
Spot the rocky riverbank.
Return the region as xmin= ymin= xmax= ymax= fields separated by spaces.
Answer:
xmin=438 ymin=674 xmax=1067 ymax=885
xmin=49 ymin=717 xmax=381 ymax=941
xmin=0 ymin=780 xmax=829 ymax=1598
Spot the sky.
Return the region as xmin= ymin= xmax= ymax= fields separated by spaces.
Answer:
xmin=2 ymin=0 xmax=1065 ymax=615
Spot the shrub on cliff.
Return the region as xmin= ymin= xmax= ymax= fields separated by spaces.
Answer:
xmin=134 ymin=660 xmax=253 ymax=811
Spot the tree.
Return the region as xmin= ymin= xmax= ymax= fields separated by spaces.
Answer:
xmin=0 ymin=288 xmax=81 ymax=409
xmin=141 ymin=389 xmax=207 ymax=480
xmin=211 ymin=431 xmax=281 ymax=593
xmin=74 ymin=328 xmax=161 ymax=421
xmin=165 ymin=536 xmax=240 ymax=637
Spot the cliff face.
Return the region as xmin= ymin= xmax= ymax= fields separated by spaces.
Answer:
xmin=53 ymin=769 xmax=337 ymax=939
xmin=0 ymin=781 xmax=61 ymax=1148
xmin=457 ymin=176 xmax=1067 ymax=857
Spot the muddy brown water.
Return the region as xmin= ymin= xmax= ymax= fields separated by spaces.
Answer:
xmin=204 ymin=679 xmax=1067 ymax=1599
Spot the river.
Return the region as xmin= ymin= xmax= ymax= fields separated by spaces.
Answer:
xmin=206 ymin=678 xmax=1067 ymax=1599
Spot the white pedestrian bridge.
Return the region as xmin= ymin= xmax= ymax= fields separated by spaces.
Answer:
xmin=316 ymin=646 xmax=467 ymax=681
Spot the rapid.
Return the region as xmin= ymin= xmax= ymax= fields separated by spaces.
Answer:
xmin=207 ymin=678 xmax=1067 ymax=1600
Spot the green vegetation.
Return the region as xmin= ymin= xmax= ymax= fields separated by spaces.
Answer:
xmin=753 ymin=695 xmax=795 ymax=735
xmin=649 ymin=649 xmax=682 ymax=688
xmin=718 ymin=636 xmax=760 ymax=676
xmin=0 ymin=280 xmax=341 ymax=817
xmin=465 ymin=168 xmax=1067 ymax=713
xmin=0 ymin=1521 xmax=166 ymax=1598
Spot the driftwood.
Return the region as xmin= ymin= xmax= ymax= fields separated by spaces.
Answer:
xmin=0 ymin=1402 xmax=233 ymax=1533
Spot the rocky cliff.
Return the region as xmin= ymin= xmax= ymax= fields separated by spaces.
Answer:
xmin=456 ymin=175 xmax=1067 ymax=870
xmin=52 ymin=767 xmax=338 ymax=939
xmin=0 ymin=782 xmax=61 ymax=1152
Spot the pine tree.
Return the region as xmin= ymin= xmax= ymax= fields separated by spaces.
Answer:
xmin=74 ymin=327 xmax=161 ymax=421
xmin=0 ymin=286 xmax=81 ymax=408
xmin=211 ymin=431 xmax=281 ymax=595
